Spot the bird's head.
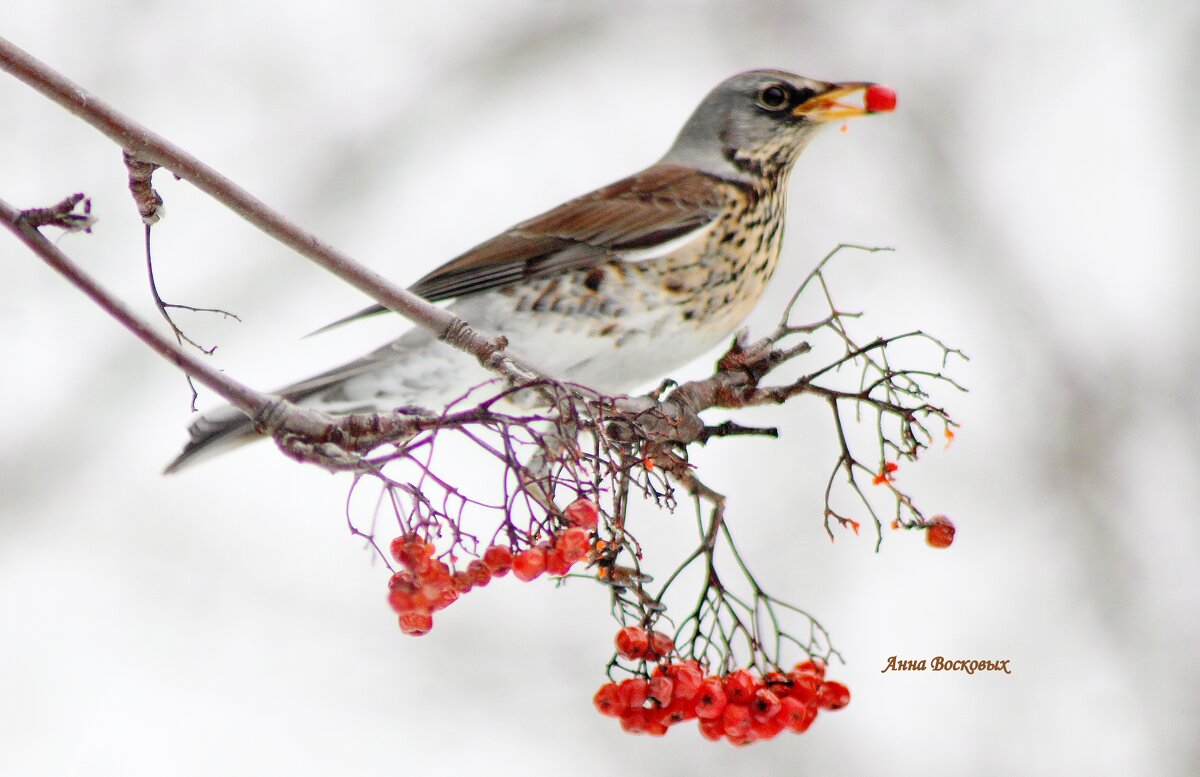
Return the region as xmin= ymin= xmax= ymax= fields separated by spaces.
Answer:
xmin=662 ymin=69 xmax=890 ymax=180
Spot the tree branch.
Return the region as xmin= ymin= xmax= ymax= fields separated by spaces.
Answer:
xmin=0 ymin=196 xmax=269 ymax=417
xmin=0 ymin=34 xmax=552 ymax=388
xmin=1 ymin=195 xmax=435 ymax=470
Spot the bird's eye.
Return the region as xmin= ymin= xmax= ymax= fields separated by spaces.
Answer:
xmin=757 ymin=85 xmax=789 ymax=110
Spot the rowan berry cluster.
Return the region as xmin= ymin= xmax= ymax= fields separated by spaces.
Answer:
xmin=596 ymin=630 xmax=849 ymax=745
xmin=386 ymin=499 xmax=600 ymax=636
xmin=615 ymin=625 xmax=675 ymax=662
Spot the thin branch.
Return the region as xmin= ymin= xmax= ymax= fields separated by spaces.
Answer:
xmin=1 ymin=194 xmax=445 ymax=469
xmin=141 ymin=224 xmax=241 ymax=410
xmin=0 ymin=196 xmax=268 ymax=417
xmin=12 ymin=192 xmax=95 ymax=232
xmin=0 ymin=34 xmax=554 ymax=389
xmin=123 ymin=150 xmax=164 ymax=224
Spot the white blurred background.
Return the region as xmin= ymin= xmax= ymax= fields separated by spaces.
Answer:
xmin=2 ymin=1 xmax=1198 ymax=775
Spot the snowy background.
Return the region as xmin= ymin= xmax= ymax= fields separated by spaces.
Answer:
xmin=3 ymin=1 xmax=1198 ymax=775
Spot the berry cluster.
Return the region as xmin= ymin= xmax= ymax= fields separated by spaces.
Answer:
xmin=595 ymin=642 xmax=849 ymax=745
xmin=615 ymin=625 xmax=675 ymax=662
xmin=386 ymin=499 xmax=600 ymax=636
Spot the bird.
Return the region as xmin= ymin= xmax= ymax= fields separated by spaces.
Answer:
xmin=166 ymin=69 xmax=891 ymax=473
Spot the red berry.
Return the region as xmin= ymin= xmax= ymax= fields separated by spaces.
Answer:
xmin=618 ymin=707 xmax=649 ymax=734
xmin=646 ymin=630 xmax=674 ymax=660
xmin=511 ymin=547 xmax=547 ymax=581
xmin=750 ymin=710 xmax=786 ymax=741
xmin=793 ymin=659 xmax=826 ymax=680
xmin=387 ymin=570 xmax=415 ymax=591
xmin=619 ymin=706 xmax=666 ymax=736
xmin=398 ymin=610 xmax=432 ymax=636
xmin=544 ymin=546 xmax=574 ymax=576
xmin=617 ymin=678 xmax=648 ymax=710
xmin=659 ymin=693 xmax=698 ymax=724
xmin=778 ymin=696 xmax=810 ymax=731
xmin=647 ymin=675 xmax=673 ymax=707
xmin=642 ymin=717 xmax=669 ymax=737
xmin=557 ymin=527 xmax=591 ymax=562
xmin=926 ymin=515 xmax=956 ymax=548
xmin=419 ymin=580 xmax=447 ymax=602
xmin=722 ymin=703 xmax=752 ymax=738
xmin=429 ymin=586 xmax=459 ymax=612
xmin=421 ymin=560 xmax=453 ymax=591
xmin=750 ymin=688 xmax=782 ymax=723
xmin=794 ymin=703 xmax=819 ymax=732
xmin=481 ymin=545 xmax=513 ymax=576
xmin=451 ymin=572 xmax=474 ymax=594
xmin=693 ymin=678 xmax=728 ymax=719
xmin=389 ymin=536 xmax=408 ymax=564
xmin=467 ymin=560 xmax=491 ymax=587
xmin=664 ymin=660 xmax=703 ymax=700
xmin=727 ymin=732 xmax=757 ymax=747
xmin=864 ymin=84 xmax=897 ymax=113
xmin=763 ymin=670 xmax=790 ymax=689
xmin=387 ymin=588 xmax=417 ymax=614
xmin=817 ymin=680 xmax=851 ymax=711
xmin=787 ymin=672 xmax=820 ymax=704
xmin=593 ymin=682 xmax=623 ymax=717
xmin=697 ymin=715 xmax=725 ymax=741
xmin=563 ymin=498 xmax=600 ymax=529
xmin=723 ymin=669 xmax=758 ymax=704
xmin=404 ymin=588 xmax=433 ymax=613
xmin=615 ymin=626 xmax=650 ymax=660
xmin=390 ymin=535 xmax=434 ymax=569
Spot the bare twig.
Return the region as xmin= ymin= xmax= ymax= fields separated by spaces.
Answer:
xmin=13 ymin=192 xmax=95 ymax=232
xmin=139 ymin=223 xmax=242 ymax=410
xmin=0 ymin=195 xmax=267 ymax=417
xmin=1 ymin=194 xmax=440 ymax=469
xmin=0 ymin=34 xmax=553 ymax=389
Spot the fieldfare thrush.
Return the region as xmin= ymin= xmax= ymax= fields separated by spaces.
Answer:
xmin=167 ymin=69 xmax=893 ymax=472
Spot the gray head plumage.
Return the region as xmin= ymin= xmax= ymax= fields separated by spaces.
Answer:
xmin=661 ymin=69 xmax=859 ymax=180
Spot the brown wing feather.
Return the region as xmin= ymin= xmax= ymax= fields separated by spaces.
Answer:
xmin=412 ymin=164 xmax=725 ymax=300
xmin=311 ymin=164 xmax=727 ymax=332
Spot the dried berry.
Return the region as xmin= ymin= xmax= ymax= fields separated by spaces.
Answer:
xmin=926 ymin=515 xmax=956 ymax=549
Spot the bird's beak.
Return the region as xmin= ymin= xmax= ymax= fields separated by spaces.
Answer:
xmin=793 ymin=82 xmax=874 ymax=123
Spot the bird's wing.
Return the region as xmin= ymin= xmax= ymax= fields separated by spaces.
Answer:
xmin=310 ymin=164 xmax=727 ymax=333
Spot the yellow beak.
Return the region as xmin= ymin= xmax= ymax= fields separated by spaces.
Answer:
xmin=792 ymin=82 xmax=874 ymax=122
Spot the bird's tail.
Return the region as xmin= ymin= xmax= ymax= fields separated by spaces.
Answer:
xmin=164 ymin=323 xmax=485 ymax=474
xmin=162 ymin=406 xmax=259 ymax=474
xmin=163 ymin=351 xmax=388 ymax=474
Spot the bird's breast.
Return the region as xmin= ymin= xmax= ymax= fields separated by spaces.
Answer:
xmin=653 ymin=184 xmax=787 ymax=329
xmin=470 ymin=185 xmax=788 ymax=393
